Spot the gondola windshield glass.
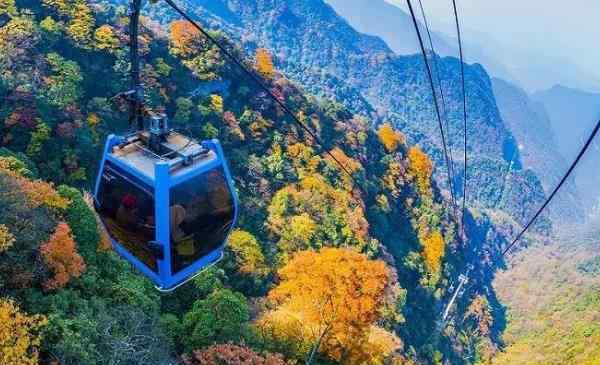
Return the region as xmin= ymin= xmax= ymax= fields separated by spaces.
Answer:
xmin=170 ymin=168 xmax=234 ymax=274
xmin=96 ymin=161 xmax=158 ymax=272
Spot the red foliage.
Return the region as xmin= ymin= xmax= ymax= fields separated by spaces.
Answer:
xmin=5 ymin=108 xmax=37 ymax=128
xmin=184 ymin=344 xmax=287 ymax=365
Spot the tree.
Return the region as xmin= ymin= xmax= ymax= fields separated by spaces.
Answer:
xmin=255 ymin=48 xmax=275 ymax=79
xmin=408 ymin=146 xmax=433 ymax=196
xmin=41 ymin=53 xmax=83 ymax=108
xmin=267 ymin=174 xmax=369 ymax=261
xmin=94 ymin=24 xmax=119 ymax=52
xmin=0 ymin=160 xmax=69 ymax=210
xmin=66 ymin=1 xmax=94 ymax=46
xmin=210 ymin=94 xmax=224 ymax=114
xmin=184 ymin=344 xmax=287 ymax=365
xmin=225 ymin=230 xmax=268 ymax=279
xmin=182 ymin=289 xmax=250 ymax=352
xmin=0 ymin=224 xmax=15 ymax=253
xmin=170 ymin=20 xmax=201 ymax=57
xmin=40 ymin=222 xmax=86 ymax=290
xmin=421 ymin=230 xmax=445 ymax=274
xmin=169 ymin=20 xmax=224 ymax=80
xmin=0 ymin=0 xmax=17 ymax=17
xmin=0 ymin=298 xmax=47 ymax=365
xmin=25 ymin=121 xmax=51 ymax=158
xmin=57 ymin=186 xmax=100 ymax=261
xmin=377 ymin=123 xmax=406 ymax=152
xmin=40 ymin=16 xmax=61 ymax=39
xmin=466 ymin=295 xmax=493 ymax=337
xmin=259 ymin=248 xmax=396 ymax=363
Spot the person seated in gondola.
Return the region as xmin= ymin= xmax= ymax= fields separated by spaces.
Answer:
xmin=116 ymin=194 xmax=139 ymax=227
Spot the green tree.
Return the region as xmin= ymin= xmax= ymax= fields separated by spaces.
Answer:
xmin=182 ymin=289 xmax=250 ymax=352
xmin=41 ymin=53 xmax=83 ymax=108
xmin=57 ymin=186 xmax=100 ymax=261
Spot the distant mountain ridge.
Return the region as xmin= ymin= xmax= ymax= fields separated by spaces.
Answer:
xmin=324 ymin=0 xmax=454 ymax=56
xmin=491 ymin=78 xmax=584 ymax=224
xmin=532 ymin=85 xmax=600 ymax=214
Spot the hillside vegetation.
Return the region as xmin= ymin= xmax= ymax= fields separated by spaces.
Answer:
xmin=0 ymin=1 xmax=504 ymax=364
xmin=492 ymin=236 xmax=600 ymax=365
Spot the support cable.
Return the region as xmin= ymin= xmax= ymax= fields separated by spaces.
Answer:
xmin=502 ymin=120 xmax=600 ymax=256
xmin=417 ymin=0 xmax=458 ymax=205
xmin=451 ymin=0 xmax=469 ymax=238
xmin=406 ymin=0 xmax=459 ymax=216
xmin=161 ymin=0 xmax=357 ymax=181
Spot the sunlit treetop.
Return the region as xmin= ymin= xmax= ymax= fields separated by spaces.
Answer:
xmin=0 ymin=298 xmax=47 ymax=365
xmin=378 ymin=123 xmax=406 ymax=153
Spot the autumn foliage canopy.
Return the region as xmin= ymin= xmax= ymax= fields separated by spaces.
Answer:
xmin=40 ymin=222 xmax=86 ymax=290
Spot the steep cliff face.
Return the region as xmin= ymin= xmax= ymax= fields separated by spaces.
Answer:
xmin=492 ymin=78 xmax=584 ymax=224
xmin=174 ymin=0 xmax=548 ymax=227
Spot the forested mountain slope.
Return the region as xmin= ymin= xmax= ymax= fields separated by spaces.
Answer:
xmin=0 ymin=1 xmax=519 ymax=364
xmin=492 ymin=233 xmax=600 ymax=364
xmin=491 ymin=78 xmax=584 ymax=224
xmin=169 ymin=0 xmax=548 ymax=229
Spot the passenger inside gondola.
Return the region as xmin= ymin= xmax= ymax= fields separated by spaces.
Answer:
xmin=170 ymin=168 xmax=234 ymax=273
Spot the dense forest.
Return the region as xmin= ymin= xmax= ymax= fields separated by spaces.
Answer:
xmin=1 ymin=0 xmax=591 ymax=364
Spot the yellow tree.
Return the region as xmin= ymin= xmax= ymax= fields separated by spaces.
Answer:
xmin=66 ymin=1 xmax=94 ymax=46
xmin=259 ymin=248 xmax=398 ymax=363
xmin=226 ymin=230 xmax=268 ymax=278
xmin=377 ymin=123 xmax=406 ymax=152
xmin=0 ymin=298 xmax=47 ymax=365
xmin=422 ymin=230 xmax=445 ymax=274
xmin=255 ymin=48 xmax=275 ymax=79
xmin=94 ymin=24 xmax=120 ymax=52
xmin=408 ymin=146 xmax=433 ymax=196
xmin=0 ymin=224 xmax=15 ymax=253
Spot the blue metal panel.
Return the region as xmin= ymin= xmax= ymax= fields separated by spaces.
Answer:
xmin=154 ymin=162 xmax=171 ymax=289
xmin=211 ymin=139 xmax=240 ymax=228
xmin=105 ymin=155 xmax=155 ymax=187
xmin=169 ymin=158 xmax=221 ymax=187
xmin=94 ymin=134 xmax=121 ymax=199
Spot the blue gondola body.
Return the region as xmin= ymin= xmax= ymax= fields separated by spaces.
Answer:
xmin=94 ymin=134 xmax=239 ymax=291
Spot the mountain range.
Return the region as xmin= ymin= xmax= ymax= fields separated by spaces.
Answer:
xmin=172 ymin=0 xmax=548 ymax=228
xmin=532 ymin=85 xmax=600 ymax=215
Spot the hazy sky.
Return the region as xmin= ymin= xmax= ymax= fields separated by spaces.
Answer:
xmin=386 ymin=0 xmax=600 ymax=90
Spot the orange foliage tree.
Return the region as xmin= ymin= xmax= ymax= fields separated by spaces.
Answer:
xmin=40 ymin=222 xmax=86 ymax=290
xmin=377 ymin=123 xmax=406 ymax=152
xmin=408 ymin=146 xmax=433 ymax=196
xmin=255 ymin=48 xmax=275 ymax=79
xmin=0 ymin=161 xmax=70 ymax=210
xmin=169 ymin=20 xmax=200 ymax=57
xmin=258 ymin=248 xmax=399 ymax=363
xmin=0 ymin=298 xmax=47 ymax=365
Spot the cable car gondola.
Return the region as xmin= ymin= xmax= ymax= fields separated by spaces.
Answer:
xmin=93 ymin=0 xmax=238 ymax=291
